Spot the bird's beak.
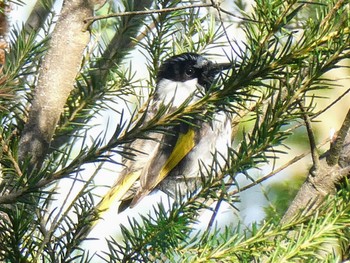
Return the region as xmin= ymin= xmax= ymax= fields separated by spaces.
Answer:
xmin=200 ymin=61 xmax=234 ymax=90
xmin=217 ymin=62 xmax=232 ymax=71
xmin=209 ymin=62 xmax=232 ymax=75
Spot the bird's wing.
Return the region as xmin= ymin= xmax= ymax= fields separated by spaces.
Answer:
xmin=95 ymin=96 xmax=197 ymax=215
xmin=96 ymin=126 xmax=195 ymax=214
xmin=129 ymin=126 xmax=196 ymax=207
xmin=93 ymin=99 xmax=159 ymax=213
xmin=95 ymin=131 xmax=163 ymax=215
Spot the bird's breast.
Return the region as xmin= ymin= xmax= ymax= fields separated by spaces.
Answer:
xmin=156 ymin=78 xmax=202 ymax=107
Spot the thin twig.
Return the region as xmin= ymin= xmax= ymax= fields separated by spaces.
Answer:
xmin=298 ymin=100 xmax=320 ymax=171
xmin=231 ymin=137 xmax=330 ymax=195
xmin=51 ymin=160 xmax=105 ymax=246
xmin=282 ymin=87 xmax=350 ymax=136
xmin=204 ymin=134 xmax=330 ymax=226
xmin=206 ymin=195 xmax=223 ymax=232
xmin=134 ymin=21 xmax=156 ymax=43
xmin=218 ymin=6 xmax=259 ymax=23
xmin=313 ymin=87 xmax=350 ymax=119
xmin=83 ymin=3 xmax=213 ymax=30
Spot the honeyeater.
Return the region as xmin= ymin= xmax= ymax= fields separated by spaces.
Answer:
xmin=97 ymin=52 xmax=232 ymax=215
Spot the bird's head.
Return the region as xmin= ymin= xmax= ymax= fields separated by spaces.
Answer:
xmin=156 ymin=53 xmax=230 ymax=91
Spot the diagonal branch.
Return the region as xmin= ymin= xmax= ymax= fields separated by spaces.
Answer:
xmin=298 ymin=100 xmax=320 ymax=171
xmin=18 ymin=0 xmax=93 ymax=169
xmin=281 ymin=107 xmax=350 ymax=224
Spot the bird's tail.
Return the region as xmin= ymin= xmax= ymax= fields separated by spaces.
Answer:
xmin=96 ymin=170 xmax=141 ymax=213
xmin=82 ymin=127 xmax=197 ymax=238
xmin=80 ymin=170 xmax=141 ymax=239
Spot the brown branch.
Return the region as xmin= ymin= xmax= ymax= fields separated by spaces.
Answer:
xmin=327 ymin=109 xmax=350 ymax=166
xmin=281 ymin=159 xmax=342 ymax=224
xmin=298 ymin=100 xmax=320 ymax=171
xmin=281 ymin=108 xmax=350 ymax=224
xmin=18 ymin=0 xmax=93 ymax=168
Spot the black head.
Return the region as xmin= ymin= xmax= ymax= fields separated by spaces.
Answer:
xmin=156 ymin=53 xmax=229 ymax=90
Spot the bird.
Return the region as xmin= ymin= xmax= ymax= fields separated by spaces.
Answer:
xmin=96 ymin=52 xmax=232 ymax=215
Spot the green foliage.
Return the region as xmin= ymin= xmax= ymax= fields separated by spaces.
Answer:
xmin=0 ymin=0 xmax=349 ymax=262
xmin=264 ymin=175 xmax=305 ymax=221
xmin=190 ymin=181 xmax=350 ymax=262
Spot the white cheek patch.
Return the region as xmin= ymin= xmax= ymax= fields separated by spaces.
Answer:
xmin=156 ymin=78 xmax=202 ymax=107
xmin=196 ymin=57 xmax=209 ymax=68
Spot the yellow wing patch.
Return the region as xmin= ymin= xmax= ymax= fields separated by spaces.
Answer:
xmin=155 ymin=128 xmax=196 ymax=186
xmin=96 ymin=128 xmax=196 ymax=215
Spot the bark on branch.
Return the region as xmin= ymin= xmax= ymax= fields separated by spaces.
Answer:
xmin=18 ymin=0 xmax=93 ymax=167
xmin=282 ymin=109 xmax=350 ymax=224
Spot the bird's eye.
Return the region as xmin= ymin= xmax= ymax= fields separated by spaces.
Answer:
xmin=185 ymin=67 xmax=195 ymax=77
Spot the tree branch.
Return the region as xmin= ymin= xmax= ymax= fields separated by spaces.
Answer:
xmin=327 ymin=109 xmax=350 ymax=166
xmin=298 ymin=100 xmax=320 ymax=171
xmin=18 ymin=0 xmax=93 ymax=168
xmin=281 ymin=158 xmax=342 ymax=224
xmin=281 ymin=108 xmax=350 ymax=224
